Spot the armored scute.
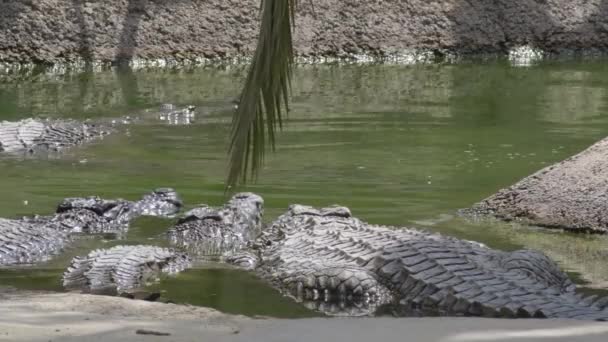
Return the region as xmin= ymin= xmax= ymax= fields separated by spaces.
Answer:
xmin=63 ymin=245 xmax=191 ymax=294
xmin=0 ymin=104 xmax=197 ymax=154
xmin=225 ymin=202 xmax=608 ymax=320
xmin=0 ymin=188 xmax=182 ymax=266
xmin=9 ymin=189 xmax=608 ymax=321
xmin=0 ymin=118 xmax=110 ymax=153
xmin=167 ymin=192 xmax=263 ymax=258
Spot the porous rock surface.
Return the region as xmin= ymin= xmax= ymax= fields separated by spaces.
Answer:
xmin=2 ymin=0 xmax=608 ymax=64
xmin=471 ymin=137 xmax=608 ymax=233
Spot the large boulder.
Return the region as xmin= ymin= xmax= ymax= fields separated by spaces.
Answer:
xmin=470 ymin=137 xmax=608 ymax=233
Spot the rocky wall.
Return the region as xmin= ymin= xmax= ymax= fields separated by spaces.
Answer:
xmin=1 ymin=0 xmax=608 ymax=65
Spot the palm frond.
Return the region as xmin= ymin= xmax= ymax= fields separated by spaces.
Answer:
xmin=227 ymin=0 xmax=297 ymax=188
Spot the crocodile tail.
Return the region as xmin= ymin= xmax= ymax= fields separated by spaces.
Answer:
xmin=113 ymin=246 xmax=191 ymax=292
xmin=0 ymin=120 xmax=46 ymax=152
xmin=63 ymin=256 xmax=94 ymax=290
xmin=0 ymin=218 xmax=68 ymax=266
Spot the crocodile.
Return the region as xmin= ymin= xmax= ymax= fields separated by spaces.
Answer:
xmin=0 ymin=118 xmax=110 ymax=153
xmin=0 ymin=188 xmax=182 ymax=266
xmin=54 ymin=187 xmax=183 ymax=231
xmin=224 ymin=203 xmax=608 ymax=320
xmin=166 ymin=192 xmax=264 ymax=259
xmin=157 ymin=104 xmax=197 ymax=125
xmin=63 ymin=245 xmax=191 ymax=294
xmin=55 ymin=192 xmax=608 ymax=320
xmin=0 ymin=217 xmax=70 ymax=266
xmin=57 ymin=192 xmax=261 ymax=294
xmin=0 ymin=104 xmax=196 ymax=154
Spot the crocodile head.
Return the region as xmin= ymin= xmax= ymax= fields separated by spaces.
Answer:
xmin=179 ymin=193 xmax=263 ymax=227
xmin=177 ymin=205 xmax=223 ymax=224
xmin=49 ymin=208 xmax=115 ymax=234
xmin=167 ymin=192 xmax=264 ymax=258
xmin=241 ymin=204 xmax=394 ymax=316
xmin=227 ymin=204 xmax=354 ymax=269
xmin=158 ymin=104 xmax=197 ymax=125
xmin=264 ymin=204 xmax=354 ymax=240
xmin=58 ymin=188 xmax=182 ymax=219
xmin=223 ymin=192 xmax=264 ymax=230
xmin=54 ymin=189 xmax=182 ymax=233
xmin=134 ymin=188 xmax=183 ymax=217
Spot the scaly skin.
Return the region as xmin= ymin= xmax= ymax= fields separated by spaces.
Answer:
xmin=57 ymin=187 xmax=183 ymax=230
xmin=0 ymin=105 xmax=196 ymax=154
xmin=61 ymin=192 xmax=260 ymax=294
xmin=0 ymin=218 xmax=69 ymax=266
xmin=0 ymin=118 xmax=110 ymax=153
xmin=63 ymin=245 xmax=191 ymax=294
xmin=233 ymin=204 xmax=608 ymax=320
xmin=0 ymin=188 xmax=182 ymax=266
xmin=167 ymin=193 xmax=263 ymax=258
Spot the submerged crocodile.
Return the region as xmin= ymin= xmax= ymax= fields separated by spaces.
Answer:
xmin=0 ymin=118 xmax=110 ymax=153
xmin=60 ymin=192 xmax=263 ymax=294
xmin=63 ymin=245 xmax=191 ymax=294
xmin=57 ymin=193 xmax=608 ymax=320
xmin=0 ymin=105 xmax=196 ymax=154
xmin=219 ymin=203 xmax=608 ymax=320
xmin=0 ymin=188 xmax=182 ymax=266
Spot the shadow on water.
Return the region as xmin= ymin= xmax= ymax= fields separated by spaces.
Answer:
xmin=112 ymin=0 xmax=146 ymax=107
xmin=116 ymin=65 xmax=142 ymax=108
xmin=67 ymin=0 xmax=96 ymax=113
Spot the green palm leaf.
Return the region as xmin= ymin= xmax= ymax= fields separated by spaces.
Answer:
xmin=227 ymin=0 xmax=297 ymax=188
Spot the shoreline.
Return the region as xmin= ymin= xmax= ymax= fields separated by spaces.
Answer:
xmin=3 ymin=46 xmax=608 ymax=76
xmin=1 ymin=290 xmax=608 ymax=342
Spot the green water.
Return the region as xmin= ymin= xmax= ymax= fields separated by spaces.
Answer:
xmin=1 ymin=62 xmax=608 ymax=317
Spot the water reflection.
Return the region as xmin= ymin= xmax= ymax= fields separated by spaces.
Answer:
xmin=540 ymin=70 xmax=607 ymax=123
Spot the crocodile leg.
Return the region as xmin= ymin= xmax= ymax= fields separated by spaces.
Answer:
xmin=114 ymin=246 xmax=191 ymax=292
xmin=63 ymin=245 xmax=191 ymax=294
